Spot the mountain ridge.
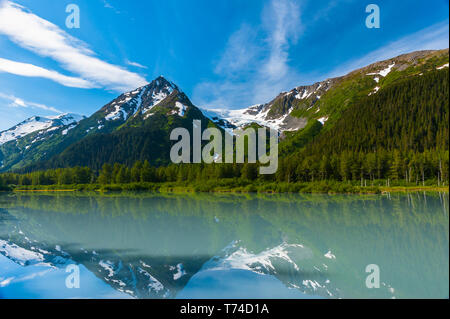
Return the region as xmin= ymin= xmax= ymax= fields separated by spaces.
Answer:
xmin=1 ymin=48 xmax=448 ymax=172
xmin=0 ymin=113 xmax=85 ymax=145
xmin=206 ymin=48 xmax=449 ymax=133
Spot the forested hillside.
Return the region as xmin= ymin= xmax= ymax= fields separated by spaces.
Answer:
xmin=1 ymin=51 xmax=448 ymax=192
xmin=306 ymin=69 xmax=448 ymax=154
xmin=277 ymin=68 xmax=449 ymax=185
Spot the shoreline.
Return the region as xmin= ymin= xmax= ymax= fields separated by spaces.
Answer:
xmin=4 ymin=185 xmax=449 ymax=195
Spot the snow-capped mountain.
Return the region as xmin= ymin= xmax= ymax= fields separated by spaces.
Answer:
xmin=0 ymin=230 xmax=339 ymax=299
xmin=204 ymin=49 xmax=449 ymax=134
xmin=11 ymin=76 xmax=217 ymax=171
xmin=0 ymin=49 xmax=447 ymax=172
xmin=196 ymin=240 xmax=339 ymax=298
xmin=103 ymin=76 xmax=179 ymax=121
xmin=0 ymin=76 xmax=202 ymax=172
xmin=0 ymin=113 xmax=84 ymax=145
xmin=0 ymin=113 xmax=86 ymax=172
xmin=0 ymin=76 xmax=189 ymax=150
xmin=99 ymin=76 xmax=189 ymax=124
xmin=202 ymin=78 xmax=332 ymax=133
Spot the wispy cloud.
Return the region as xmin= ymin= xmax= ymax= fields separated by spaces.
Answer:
xmin=0 ymin=269 xmax=52 ymax=287
xmin=0 ymin=57 xmax=95 ymax=88
xmin=125 ymin=59 xmax=148 ymax=69
xmin=0 ymin=92 xmax=62 ymax=113
xmin=102 ymin=0 xmax=121 ymax=14
xmin=0 ymin=1 xmax=147 ymax=92
xmin=214 ymin=24 xmax=260 ymax=77
xmin=261 ymin=0 xmax=301 ymax=80
xmin=193 ymin=0 xmax=302 ymax=109
xmin=0 ymin=277 xmax=14 ymax=287
xmin=326 ymin=21 xmax=449 ymax=78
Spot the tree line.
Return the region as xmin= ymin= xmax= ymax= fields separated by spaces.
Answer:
xmin=1 ymin=147 xmax=448 ymax=188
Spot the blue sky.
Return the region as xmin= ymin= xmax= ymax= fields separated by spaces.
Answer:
xmin=0 ymin=0 xmax=448 ymax=130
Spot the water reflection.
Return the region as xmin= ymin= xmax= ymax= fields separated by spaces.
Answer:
xmin=0 ymin=192 xmax=448 ymax=299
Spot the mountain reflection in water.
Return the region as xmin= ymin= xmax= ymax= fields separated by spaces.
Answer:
xmin=0 ymin=192 xmax=448 ymax=299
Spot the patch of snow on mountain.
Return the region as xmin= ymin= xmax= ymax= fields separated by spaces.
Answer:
xmin=105 ymin=87 xmax=151 ymax=121
xmin=105 ymin=103 xmax=126 ymax=121
xmin=318 ymin=117 xmax=328 ymax=124
xmin=62 ymin=124 xmax=77 ymax=135
xmin=175 ymin=102 xmax=187 ymax=116
xmin=302 ymin=279 xmax=323 ymax=291
xmin=99 ymin=260 xmax=115 ymax=277
xmin=172 ymin=263 xmax=186 ymax=280
xmin=143 ymin=112 xmax=154 ymax=120
xmin=368 ymin=86 xmax=380 ymax=96
xmin=46 ymin=127 xmax=59 ymax=133
xmin=141 ymin=91 xmax=167 ymax=115
xmin=294 ymin=89 xmax=313 ymax=100
xmin=52 ymin=113 xmax=84 ymax=126
xmin=132 ymin=88 xmax=146 ymax=115
xmin=0 ymin=239 xmax=44 ymax=266
xmin=138 ymin=267 xmax=164 ymax=291
xmin=367 ymin=63 xmax=395 ymax=77
xmin=379 ymin=63 xmax=395 ymax=77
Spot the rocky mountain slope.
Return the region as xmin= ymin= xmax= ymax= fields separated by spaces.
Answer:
xmin=206 ymin=49 xmax=449 ymax=134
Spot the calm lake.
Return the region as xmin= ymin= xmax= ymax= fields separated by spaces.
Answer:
xmin=0 ymin=192 xmax=448 ymax=299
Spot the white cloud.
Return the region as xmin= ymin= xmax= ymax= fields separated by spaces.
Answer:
xmin=0 ymin=277 xmax=14 ymax=287
xmin=12 ymin=97 xmax=25 ymax=107
xmin=193 ymin=0 xmax=302 ymax=109
xmin=326 ymin=21 xmax=450 ymax=78
xmin=0 ymin=92 xmax=62 ymax=113
xmin=261 ymin=0 xmax=301 ymax=80
xmin=214 ymin=24 xmax=260 ymax=77
xmin=0 ymin=1 xmax=147 ymax=92
xmin=0 ymin=57 xmax=95 ymax=88
xmin=125 ymin=59 xmax=148 ymax=69
xmin=0 ymin=269 xmax=52 ymax=287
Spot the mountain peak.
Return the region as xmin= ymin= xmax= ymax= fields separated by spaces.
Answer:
xmin=99 ymin=75 xmax=188 ymax=123
xmin=143 ymin=75 xmax=179 ymax=93
xmin=0 ymin=113 xmax=84 ymax=145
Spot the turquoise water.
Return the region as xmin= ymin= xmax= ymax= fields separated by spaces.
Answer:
xmin=0 ymin=192 xmax=448 ymax=299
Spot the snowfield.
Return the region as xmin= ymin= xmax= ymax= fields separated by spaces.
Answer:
xmin=0 ymin=113 xmax=84 ymax=145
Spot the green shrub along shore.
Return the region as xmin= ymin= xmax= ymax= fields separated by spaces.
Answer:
xmin=1 ymin=159 xmax=448 ymax=194
xmin=4 ymin=179 xmax=448 ymax=194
